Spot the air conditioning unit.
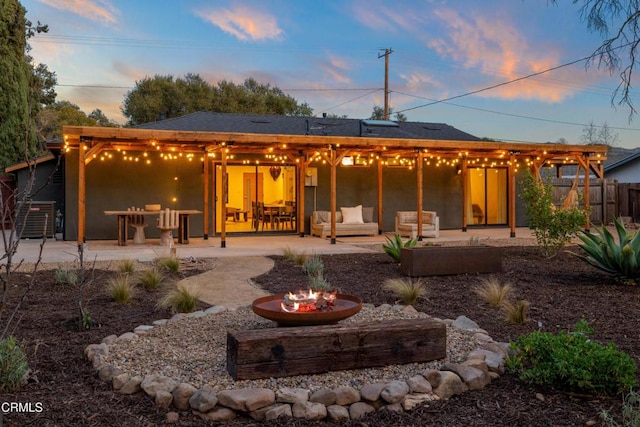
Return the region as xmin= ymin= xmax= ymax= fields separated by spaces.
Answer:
xmin=17 ymin=201 xmax=56 ymax=238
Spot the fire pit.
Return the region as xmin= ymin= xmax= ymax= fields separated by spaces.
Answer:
xmin=252 ymin=291 xmax=362 ymax=326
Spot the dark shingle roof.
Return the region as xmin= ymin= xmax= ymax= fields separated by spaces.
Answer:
xmin=135 ymin=111 xmax=481 ymax=141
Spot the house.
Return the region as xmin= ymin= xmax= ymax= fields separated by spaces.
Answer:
xmin=14 ymin=112 xmax=609 ymax=245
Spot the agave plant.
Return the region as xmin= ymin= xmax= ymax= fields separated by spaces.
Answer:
xmin=573 ymin=217 xmax=640 ymax=280
xmin=382 ymin=233 xmax=417 ymax=262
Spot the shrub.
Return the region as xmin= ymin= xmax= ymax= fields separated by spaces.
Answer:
xmin=282 ymin=247 xmax=307 ymax=265
xmin=137 ymin=267 xmax=163 ymax=289
xmin=0 ymin=336 xmax=28 ymax=392
xmin=601 ymin=389 xmax=640 ymax=427
xmin=507 ymin=321 xmax=637 ymax=396
xmin=573 ymin=217 xmax=640 ymax=281
xmin=157 ymin=255 xmax=180 ymax=273
xmin=382 ymin=233 xmax=417 ymax=262
xmin=54 ymin=266 xmax=79 ymax=285
xmin=118 ymin=259 xmax=136 ymax=274
xmin=308 ymin=274 xmax=332 ymax=291
xmin=473 ymin=276 xmax=513 ymax=307
xmin=108 ymin=275 xmax=135 ymax=304
xmin=520 ymin=170 xmax=587 ymax=258
xmin=503 ymin=299 xmax=529 ymax=324
xmin=302 ymin=254 xmax=324 ymax=277
xmin=158 ymin=284 xmax=199 ymax=313
xmin=382 ymin=277 xmax=427 ymax=305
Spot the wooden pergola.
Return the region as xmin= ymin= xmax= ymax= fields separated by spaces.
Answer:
xmin=61 ymin=125 xmax=608 ymax=248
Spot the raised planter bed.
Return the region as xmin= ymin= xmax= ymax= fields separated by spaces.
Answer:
xmin=400 ymin=246 xmax=502 ymax=276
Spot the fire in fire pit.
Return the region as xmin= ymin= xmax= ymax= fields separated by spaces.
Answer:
xmin=252 ymin=291 xmax=362 ymax=326
xmin=281 ymin=289 xmax=337 ymax=313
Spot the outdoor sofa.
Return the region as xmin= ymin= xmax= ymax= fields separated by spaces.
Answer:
xmin=310 ymin=205 xmax=377 ymax=238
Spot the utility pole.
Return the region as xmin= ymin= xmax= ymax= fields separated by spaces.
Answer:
xmin=378 ymin=48 xmax=393 ymax=120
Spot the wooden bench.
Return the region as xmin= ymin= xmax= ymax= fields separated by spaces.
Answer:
xmin=226 ymin=318 xmax=446 ymax=380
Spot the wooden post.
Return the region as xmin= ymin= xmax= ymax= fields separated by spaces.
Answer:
xmin=583 ymin=155 xmax=590 ymax=232
xmin=508 ymin=154 xmax=516 ymax=238
xmin=78 ymin=142 xmax=86 ymax=248
xmin=203 ymin=152 xmax=209 ymax=240
xmin=416 ymin=152 xmax=423 ymax=240
xmin=221 ymin=148 xmax=227 ymax=248
xmin=377 ymin=157 xmax=383 ymax=235
xmin=461 ymin=158 xmax=468 ymax=232
xmin=330 ymin=148 xmax=337 ymax=244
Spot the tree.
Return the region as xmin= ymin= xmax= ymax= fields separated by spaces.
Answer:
xmin=121 ymin=75 xmax=313 ymax=126
xmin=369 ymin=105 xmax=407 ymax=122
xmin=0 ymin=0 xmax=34 ymax=167
xmin=554 ymin=0 xmax=640 ymax=117
xmin=35 ymin=101 xmax=118 ymax=141
xmin=580 ymin=120 xmax=618 ymax=146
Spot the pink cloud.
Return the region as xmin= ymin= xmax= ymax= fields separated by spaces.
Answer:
xmin=351 ymin=0 xmax=424 ymax=32
xmin=196 ymin=6 xmax=283 ymax=41
xmin=38 ymin=0 xmax=119 ymax=25
xmin=427 ymin=8 xmax=581 ymax=103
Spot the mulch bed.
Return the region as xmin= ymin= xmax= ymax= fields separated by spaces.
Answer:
xmin=1 ymin=245 xmax=637 ymax=426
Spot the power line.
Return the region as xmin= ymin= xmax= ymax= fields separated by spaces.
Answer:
xmin=317 ymin=89 xmax=382 ymax=114
xmin=392 ymin=90 xmax=640 ymax=132
xmin=395 ymin=54 xmax=593 ymax=114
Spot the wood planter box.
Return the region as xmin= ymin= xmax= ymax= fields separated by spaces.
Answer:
xmin=400 ymin=246 xmax=502 ymax=277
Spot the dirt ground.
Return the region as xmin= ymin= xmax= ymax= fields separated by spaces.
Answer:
xmin=1 ymin=245 xmax=637 ymax=426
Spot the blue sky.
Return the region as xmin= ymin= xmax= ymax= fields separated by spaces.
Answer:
xmin=22 ymin=0 xmax=640 ymax=149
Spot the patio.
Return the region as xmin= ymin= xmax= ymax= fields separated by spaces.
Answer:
xmin=9 ymin=227 xmax=537 ymax=264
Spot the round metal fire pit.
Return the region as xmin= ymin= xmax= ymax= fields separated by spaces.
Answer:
xmin=252 ymin=294 xmax=362 ymax=327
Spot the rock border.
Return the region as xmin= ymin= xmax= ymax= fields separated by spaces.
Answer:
xmin=85 ymin=306 xmax=510 ymax=423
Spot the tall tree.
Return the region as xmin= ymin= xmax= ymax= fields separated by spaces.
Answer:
xmin=554 ymin=1 xmax=640 ymax=117
xmin=0 ymin=0 xmax=34 ymax=166
xmin=121 ymin=74 xmax=313 ymax=126
xmin=35 ymin=101 xmax=117 ymax=141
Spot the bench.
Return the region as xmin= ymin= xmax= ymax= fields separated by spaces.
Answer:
xmin=226 ymin=318 xmax=446 ymax=380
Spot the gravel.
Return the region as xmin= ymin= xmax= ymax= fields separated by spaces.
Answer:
xmin=103 ymin=304 xmax=480 ymax=392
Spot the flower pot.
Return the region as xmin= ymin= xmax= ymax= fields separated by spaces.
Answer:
xmin=400 ymin=246 xmax=502 ymax=276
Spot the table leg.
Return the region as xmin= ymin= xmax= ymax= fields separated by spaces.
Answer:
xmin=178 ymin=214 xmax=190 ymax=244
xmin=117 ymin=215 xmax=128 ymax=246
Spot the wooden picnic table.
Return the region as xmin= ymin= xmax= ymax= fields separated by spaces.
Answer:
xmin=104 ymin=209 xmax=202 ymax=246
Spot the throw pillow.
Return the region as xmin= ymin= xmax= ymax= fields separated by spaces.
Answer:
xmin=362 ymin=206 xmax=374 ymax=223
xmin=341 ymin=205 xmax=364 ymax=224
xmin=318 ymin=211 xmax=331 ymax=223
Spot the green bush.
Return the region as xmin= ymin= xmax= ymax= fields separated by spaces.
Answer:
xmin=573 ymin=217 xmax=640 ymax=281
xmin=156 ymin=255 xmax=180 ymax=273
xmin=507 ymin=321 xmax=636 ymax=396
xmin=382 ymin=277 xmax=427 ymax=305
xmin=108 ymin=275 xmax=135 ymax=304
xmin=382 ymin=233 xmax=417 ymax=262
xmin=308 ymin=274 xmax=332 ymax=291
xmin=520 ymin=171 xmax=587 ymax=258
xmin=158 ymin=284 xmax=199 ymax=313
xmin=54 ymin=266 xmax=79 ymax=285
xmin=302 ymin=254 xmax=324 ymax=277
xmin=137 ymin=267 xmax=163 ymax=289
xmin=118 ymin=259 xmax=136 ymax=274
xmin=0 ymin=336 xmax=29 ymax=392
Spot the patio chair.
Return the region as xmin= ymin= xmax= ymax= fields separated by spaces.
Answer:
xmin=157 ymin=208 xmax=179 ymax=246
xmin=127 ymin=206 xmax=147 ymax=244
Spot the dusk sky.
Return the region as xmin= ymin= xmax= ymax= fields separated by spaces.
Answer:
xmin=22 ymin=0 xmax=640 ymax=149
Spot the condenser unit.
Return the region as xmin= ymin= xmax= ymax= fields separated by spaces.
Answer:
xmin=17 ymin=201 xmax=56 ymax=238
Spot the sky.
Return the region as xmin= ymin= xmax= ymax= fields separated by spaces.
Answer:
xmin=21 ymin=0 xmax=640 ymax=149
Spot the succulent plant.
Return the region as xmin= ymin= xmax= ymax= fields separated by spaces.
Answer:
xmin=573 ymin=217 xmax=640 ymax=280
xmin=382 ymin=233 xmax=417 ymax=262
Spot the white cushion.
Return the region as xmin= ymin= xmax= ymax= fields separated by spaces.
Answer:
xmin=340 ymin=205 xmax=364 ymax=224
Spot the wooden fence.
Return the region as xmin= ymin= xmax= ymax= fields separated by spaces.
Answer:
xmin=550 ymin=178 xmax=618 ymax=225
xmin=617 ymin=183 xmax=640 ymax=222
